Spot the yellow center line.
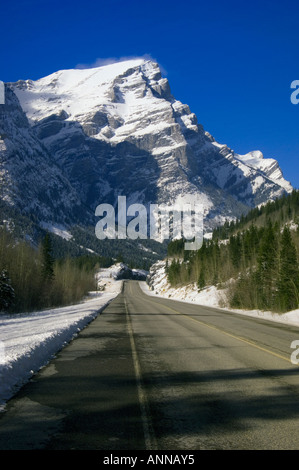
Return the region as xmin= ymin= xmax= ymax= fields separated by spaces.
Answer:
xmin=141 ymin=294 xmax=296 ymax=366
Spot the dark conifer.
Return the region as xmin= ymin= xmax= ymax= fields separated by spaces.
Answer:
xmin=0 ymin=269 xmax=15 ymax=311
xmin=277 ymin=226 xmax=299 ymax=311
xmin=41 ymin=233 xmax=55 ymax=281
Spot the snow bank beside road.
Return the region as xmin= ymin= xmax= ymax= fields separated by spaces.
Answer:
xmin=144 ymin=260 xmax=226 ymax=308
xmin=0 ymin=278 xmax=122 ymax=409
xmin=143 ymin=260 xmax=299 ymax=328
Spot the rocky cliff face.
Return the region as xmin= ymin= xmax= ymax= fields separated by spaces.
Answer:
xmin=0 ymin=86 xmax=91 ymax=226
xmin=2 ymin=58 xmax=293 ymax=235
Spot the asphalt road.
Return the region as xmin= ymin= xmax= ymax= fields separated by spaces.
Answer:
xmin=0 ymin=280 xmax=299 ymax=450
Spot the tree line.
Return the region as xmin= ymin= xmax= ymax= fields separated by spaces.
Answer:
xmin=0 ymin=228 xmax=99 ymax=313
xmin=213 ymin=190 xmax=299 ymax=240
xmin=166 ymin=190 xmax=299 ymax=313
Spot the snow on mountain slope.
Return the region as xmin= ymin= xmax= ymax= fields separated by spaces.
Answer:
xmin=6 ymin=58 xmax=293 ymax=232
xmin=0 ymin=86 xmax=92 ymax=225
xmin=11 ymin=59 xmax=147 ymax=126
xmin=235 ymin=150 xmax=292 ymax=192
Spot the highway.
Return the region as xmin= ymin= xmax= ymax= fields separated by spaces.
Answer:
xmin=0 ymin=280 xmax=299 ymax=450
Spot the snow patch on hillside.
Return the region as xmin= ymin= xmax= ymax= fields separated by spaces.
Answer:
xmin=39 ymin=222 xmax=73 ymax=240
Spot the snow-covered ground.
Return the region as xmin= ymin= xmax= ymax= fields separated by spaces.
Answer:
xmin=144 ymin=260 xmax=299 ymax=328
xmin=0 ymin=268 xmax=122 ymax=410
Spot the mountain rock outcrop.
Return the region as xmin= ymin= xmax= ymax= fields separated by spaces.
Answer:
xmin=0 ymin=58 xmax=292 ymax=236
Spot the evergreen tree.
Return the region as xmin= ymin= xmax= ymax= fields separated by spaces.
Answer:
xmin=165 ymin=258 xmax=169 ymax=274
xmin=116 ymin=252 xmax=124 ymax=263
xmin=0 ymin=269 xmax=15 ymax=311
xmin=229 ymin=233 xmax=242 ymax=269
xmin=41 ymin=233 xmax=55 ymax=281
xmin=197 ymin=266 xmax=205 ymax=290
xmin=256 ymin=220 xmax=278 ymax=309
xmin=277 ymin=227 xmax=299 ymax=311
xmin=167 ymin=258 xmax=181 ymax=286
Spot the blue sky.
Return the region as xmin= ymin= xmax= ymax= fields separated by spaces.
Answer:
xmin=1 ymin=0 xmax=299 ymax=188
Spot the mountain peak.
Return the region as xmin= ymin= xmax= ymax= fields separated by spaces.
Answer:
xmin=2 ymin=60 xmax=292 ymax=235
xmin=10 ymin=58 xmax=168 ymax=127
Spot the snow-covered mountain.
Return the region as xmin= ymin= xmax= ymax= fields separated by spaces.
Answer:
xmin=1 ymin=58 xmax=293 ymax=236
